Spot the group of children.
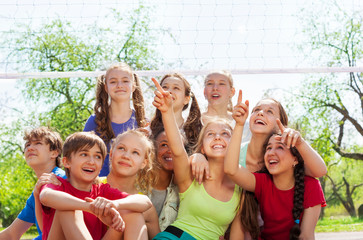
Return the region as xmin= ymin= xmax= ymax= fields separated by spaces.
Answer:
xmin=0 ymin=62 xmax=327 ymax=240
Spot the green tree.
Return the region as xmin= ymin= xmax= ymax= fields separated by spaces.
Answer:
xmin=0 ymin=3 xmax=168 ymax=225
xmin=287 ymin=0 xmax=363 ymax=217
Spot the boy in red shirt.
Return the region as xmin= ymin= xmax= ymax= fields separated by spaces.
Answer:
xmin=39 ymin=132 xmax=151 ymax=240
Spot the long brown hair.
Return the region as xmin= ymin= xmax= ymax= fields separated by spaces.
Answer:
xmin=150 ymin=73 xmax=202 ymax=153
xmin=240 ymin=98 xmax=289 ymax=239
xmin=93 ymin=63 xmax=146 ymax=144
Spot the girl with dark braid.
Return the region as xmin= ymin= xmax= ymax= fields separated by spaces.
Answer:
xmin=150 ymin=72 xmax=202 ymax=153
xmin=224 ymin=91 xmax=326 ymax=240
xmin=84 ymin=62 xmax=147 ymax=176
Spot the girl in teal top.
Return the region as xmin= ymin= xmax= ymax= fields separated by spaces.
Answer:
xmin=151 ymin=78 xmax=240 ymax=240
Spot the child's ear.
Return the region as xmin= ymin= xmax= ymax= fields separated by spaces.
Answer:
xmin=62 ymin=157 xmax=71 ymax=169
xmin=201 ymin=147 xmax=205 ymax=155
xmin=183 ymin=95 xmax=191 ymax=106
xmin=293 ymin=157 xmax=298 ymax=168
xmin=141 ymin=158 xmax=148 ymax=170
xmin=229 ymin=87 xmax=236 ymax=98
xmin=50 ymin=149 xmax=59 ymax=159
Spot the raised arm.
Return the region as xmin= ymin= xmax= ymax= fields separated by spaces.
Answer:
xmin=276 ymin=119 xmax=327 ymax=178
xmin=224 ymin=90 xmax=256 ymax=192
xmin=152 ymin=78 xmax=192 ymax=192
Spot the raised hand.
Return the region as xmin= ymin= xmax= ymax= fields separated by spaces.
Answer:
xmin=152 ymin=77 xmax=173 ymax=113
xmin=276 ymin=119 xmax=303 ymax=148
xmin=232 ymin=90 xmax=249 ymax=126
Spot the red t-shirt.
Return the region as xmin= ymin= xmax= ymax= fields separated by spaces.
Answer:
xmin=41 ymin=176 xmax=129 ymax=240
xmin=253 ymin=173 xmax=326 ymax=240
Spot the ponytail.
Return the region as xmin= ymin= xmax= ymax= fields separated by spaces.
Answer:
xmin=94 ymin=74 xmax=114 ymax=144
xmin=132 ymin=73 xmax=147 ymax=128
xmin=183 ymin=92 xmax=202 ymax=151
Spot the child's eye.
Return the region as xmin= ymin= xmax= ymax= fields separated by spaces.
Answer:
xmin=81 ymin=153 xmax=87 ymax=157
xmin=174 ymin=87 xmax=180 ymax=90
xmin=222 ymin=131 xmax=230 ymax=136
xmin=207 ymin=132 xmax=214 ymax=136
xmin=118 ymin=146 xmax=125 ymax=151
xmin=266 ymin=146 xmax=272 ymax=151
xmin=161 ymin=143 xmax=168 ymax=148
xmin=132 ymin=151 xmax=140 ymax=156
xmin=267 ymin=110 xmax=273 ymax=114
xmin=95 ymin=155 xmax=102 ymax=159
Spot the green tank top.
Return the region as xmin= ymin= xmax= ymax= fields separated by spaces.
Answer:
xmin=172 ymin=180 xmax=241 ymax=240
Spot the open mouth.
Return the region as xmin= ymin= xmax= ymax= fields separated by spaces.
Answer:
xmin=255 ymin=119 xmax=266 ymax=125
xmin=268 ymin=160 xmax=279 ymax=166
xmin=211 ymin=94 xmax=220 ymax=100
xmin=82 ymin=167 xmax=95 ymax=173
xmin=212 ymin=144 xmax=224 ymax=149
xmin=163 ymin=156 xmax=173 ymax=161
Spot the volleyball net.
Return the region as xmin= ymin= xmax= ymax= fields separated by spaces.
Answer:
xmin=1 ymin=0 xmax=362 ymax=80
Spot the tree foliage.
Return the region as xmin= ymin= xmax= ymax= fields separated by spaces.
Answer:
xmin=0 ymin=3 xmax=167 ymax=226
xmin=287 ymin=0 xmax=363 ymax=217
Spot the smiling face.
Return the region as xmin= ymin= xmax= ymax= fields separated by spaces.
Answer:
xmin=204 ymin=72 xmax=235 ymax=108
xmin=24 ymin=138 xmax=58 ymax=168
xmin=105 ymin=68 xmax=135 ymax=103
xmin=155 ymin=131 xmax=173 ymax=171
xmin=249 ymin=99 xmax=281 ymax=135
xmin=63 ymin=145 xmax=104 ymax=189
xmin=264 ymin=135 xmax=297 ymax=176
xmin=200 ymin=122 xmax=232 ymax=159
xmin=160 ymin=76 xmax=190 ymax=112
xmin=110 ymin=132 xmax=147 ymax=178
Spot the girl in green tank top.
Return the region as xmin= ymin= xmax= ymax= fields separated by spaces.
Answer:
xmin=152 ymin=78 xmax=241 ymax=240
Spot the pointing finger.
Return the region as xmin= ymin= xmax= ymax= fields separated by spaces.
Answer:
xmin=152 ymin=78 xmax=164 ymax=93
xmin=237 ymin=90 xmax=242 ymax=104
xmin=276 ymin=118 xmax=285 ymax=134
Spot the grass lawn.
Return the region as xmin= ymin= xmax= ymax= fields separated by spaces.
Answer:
xmin=2 ymin=217 xmax=363 ymax=238
xmin=316 ymin=217 xmax=363 ymax=232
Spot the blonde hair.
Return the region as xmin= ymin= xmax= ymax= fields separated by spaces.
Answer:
xmin=110 ymin=129 xmax=157 ymax=194
xmin=204 ymin=70 xmax=234 ymax=112
xmin=193 ymin=117 xmax=233 ymax=154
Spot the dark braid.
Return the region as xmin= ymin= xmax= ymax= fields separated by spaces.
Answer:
xmin=94 ymin=74 xmax=114 ymax=144
xmin=132 ymin=73 xmax=147 ymax=128
xmin=289 ymin=147 xmax=305 ymax=240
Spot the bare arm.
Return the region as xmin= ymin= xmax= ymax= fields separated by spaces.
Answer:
xmin=224 ymin=90 xmax=256 ymax=192
xmin=276 ymin=119 xmax=327 ymax=178
xmin=40 ymin=188 xmax=90 ymax=211
xmin=114 ymin=194 xmax=152 ymax=213
xmin=143 ymin=205 xmax=160 ymax=239
xmin=152 ymin=78 xmax=192 ymax=192
xmin=299 ymin=205 xmax=321 ymax=240
xmin=34 ymin=173 xmax=61 ymax=231
xmin=229 ymin=212 xmax=245 ymax=240
xmin=0 ymin=218 xmax=33 ymax=240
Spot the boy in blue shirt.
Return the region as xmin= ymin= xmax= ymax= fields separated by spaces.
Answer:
xmin=0 ymin=127 xmax=65 ymax=240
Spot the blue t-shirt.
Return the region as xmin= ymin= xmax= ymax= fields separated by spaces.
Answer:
xmin=17 ymin=167 xmax=66 ymax=240
xmin=83 ymin=111 xmax=138 ymax=176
